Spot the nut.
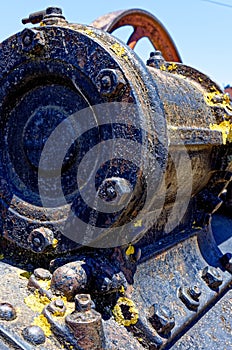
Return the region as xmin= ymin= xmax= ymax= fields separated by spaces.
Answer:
xmin=0 ymin=303 xmax=17 ymax=321
xmin=75 ymin=294 xmax=92 ymax=312
xmin=97 ymin=177 xmax=132 ymax=206
xmin=34 ymin=268 xmax=52 ymax=281
xmin=21 ymin=28 xmax=45 ymax=53
xmin=28 ymin=227 xmax=54 ymax=253
xmin=22 ymin=326 xmax=45 ymax=345
xmin=188 ymin=285 xmax=201 ymax=301
xmin=148 ymin=304 xmax=175 ymax=335
xmin=47 ymin=299 xmax=66 ymax=316
xmin=219 ymin=253 xmax=232 ymax=273
xmin=147 ymin=51 xmax=165 ymax=68
xmin=96 ymin=69 xmax=127 ymax=97
xmin=178 ymin=286 xmax=200 ymax=311
xmin=201 ymin=266 xmax=223 ymax=289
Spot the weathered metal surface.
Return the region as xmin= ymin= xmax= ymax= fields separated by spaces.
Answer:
xmin=0 ymin=6 xmax=231 ymax=350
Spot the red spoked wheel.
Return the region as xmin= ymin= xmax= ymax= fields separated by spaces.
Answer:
xmin=91 ymin=8 xmax=182 ymax=62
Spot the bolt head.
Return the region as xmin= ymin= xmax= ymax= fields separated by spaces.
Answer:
xmin=23 ymin=35 xmax=32 ymax=46
xmin=101 ymin=75 xmax=111 ymax=89
xmin=98 ymin=177 xmax=132 ymax=205
xmin=54 ymin=299 xmax=65 ymax=308
xmin=202 ymin=266 xmax=223 ymax=289
xmin=34 ymin=268 xmax=52 ymax=281
xmin=75 ymin=294 xmax=92 ymax=312
xmin=149 ymin=304 xmax=175 ymax=335
xmin=188 ymin=286 xmax=201 ymax=300
xmin=21 ymin=29 xmax=45 ymax=54
xmin=22 ymin=326 xmax=45 ymax=345
xmin=0 ymin=303 xmax=17 ymax=321
xmin=220 ymin=253 xmax=232 ymax=270
xmin=46 ymin=7 xmax=63 ymax=15
xmin=96 ymin=69 xmax=126 ymax=97
xmin=28 ymin=227 xmax=54 ymax=253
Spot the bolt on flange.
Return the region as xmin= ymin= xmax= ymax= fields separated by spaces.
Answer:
xmin=27 ymin=227 xmax=55 ymax=253
xmin=97 ymin=177 xmax=132 ymax=205
xmin=201 ymin=266 xmax=223 ymax=290
xmin=148 ymin=303 xmax=175 ymax=335
xmin=178 ymin=286 xmax=201 ymax=311
xmin=20 ymin=28 xmax=45 ymax=54
xmin=95 ymin=69 xmax=127 ymax=97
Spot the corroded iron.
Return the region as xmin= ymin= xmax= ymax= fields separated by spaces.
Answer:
xmin=0 ymin=6 xmax=231 ymax=350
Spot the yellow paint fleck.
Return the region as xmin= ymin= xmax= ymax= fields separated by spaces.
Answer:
xmin=205 ymin=90 xmax=232 ymax=114
xmin=223 ymin=93 xmax=231 ymax=105
xmin=19 ymin=271 xmax=32 ymax=279
xmin=210 ymin=85 xmax=218 ymax=92
xmin=167 ymin=63 xmax=177 ymax=72
xmin=81 ymin=29 xmax=96 ymax=38
xmin=198 ymin=77 xmax=203 ymax=83
xmin=112 ymin=297 xmax=139 ymax=326
xmin=126 ymin=245 xmax=135 ymax=256
xmin=0 ymin=254 xmax=4 ymax=260
xmin=25 ymin=288 xmax=74 ymax=318
xmin=24 ymin=290 xmax=51 ymax=313
xmin=205 ymin=91 xmax=220 ymax=105
xmin=33 ymin=314 xmax=52 ymax=337
xmin=134 ymin=219 xmax=142 ymax=227
xmin=52 ymin=238 xmax=58 ymax=248
xmin=210 ymin=120 xmax=232 ymax=144
xmin=160 ymin=64 xmax=166 ymax=71
xmin=119 ymin=286 xmax=125 ymax=294
xmin=110 ymin=43 xmax=128 ymax=61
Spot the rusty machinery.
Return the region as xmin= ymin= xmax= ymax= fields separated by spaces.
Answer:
xmin=0 ymin=7 xmax=231 ymax=350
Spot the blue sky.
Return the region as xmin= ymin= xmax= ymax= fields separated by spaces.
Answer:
xmin=1 ymin=0 xmax=231 ymax=88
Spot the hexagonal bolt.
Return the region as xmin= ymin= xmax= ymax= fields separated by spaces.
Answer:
xmin=201 ymin=266 xmax=223 ymax=290
xmin=21 ymin=29 xmax=45 ymax=53
xmin=188 ymin=285 xmax=201 ymax=301
xmin=28 ymin=227 xmax=54 ymax=253
xmin=147 ymin=51 xmax=165 ymax=67
xmin=148 ymin=304 xmax=175 ymax=335
xmin=46 ymin=7 xmax=63 ymax=16
xmin=75 ymin=294 xmax=92 ymax=312
xmin=219 ymin=253 xmax=232 ymax=273
xmin=42 ymin=7 xmax=67 ymax=25
xmin=47 ymin=299 xmax=66 ymax=316
xmin=97 ymin=177 xmax=132 ymax=205
xmin=178 ymin=287 xmax=200 ymax=311
xmin=95 ymin=69 xmax=127 ymax=97
xmin=22 ymin=326 xmax=46 ymax=345
xmin=34 ymin=268 xmax=52 ymax=281
xmin=54 ymin=299 xmax=65 ymax=308
xmin=0 ymin=303 xmax=17 ymax=321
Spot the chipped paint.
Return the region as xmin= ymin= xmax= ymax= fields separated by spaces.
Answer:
xmin=168 ymin=63 xmax=177 ymax=72
xmin=112 ymin=297 xmax=139 ymax=326
xmin=160 ymin=64 xmax=166 ymax=71
xmin=126 ymin=245 xmax=135 ymax=256
xmin=210 ymin=121 xmax=232 ymax=144
xmin=33 ymin=314 xmax=52 ymax=337
xmin=110 ymin=43 xmax=128 ymax=61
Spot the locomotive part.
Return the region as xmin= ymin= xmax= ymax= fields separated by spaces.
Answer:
xmin=0 ymin=6 xmax=231 ymax=350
